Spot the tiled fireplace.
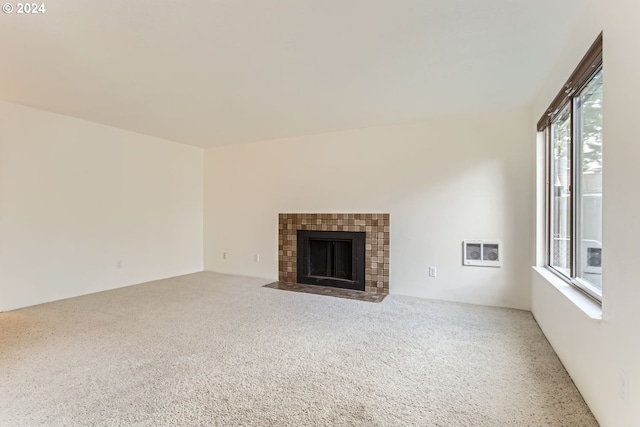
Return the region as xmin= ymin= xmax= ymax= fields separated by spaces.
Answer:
xmin=278 ymin=213 xmax=390 ymax=294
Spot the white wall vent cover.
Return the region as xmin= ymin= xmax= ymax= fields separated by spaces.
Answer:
xmin=582 ymin=239 xmax=602 ymax=274
xmin=463 ymin=240 xmax=501 ymax=267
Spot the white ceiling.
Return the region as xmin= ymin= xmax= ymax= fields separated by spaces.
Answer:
xmin=0 ymin=0 xmax=587 ymax=148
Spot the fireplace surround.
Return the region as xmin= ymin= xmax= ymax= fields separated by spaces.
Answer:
xmin=278 ymin=213 xmax=390 ymax=294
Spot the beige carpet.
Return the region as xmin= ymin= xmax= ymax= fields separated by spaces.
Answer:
xmin=0 ymin=272 xmax=597 ymax=427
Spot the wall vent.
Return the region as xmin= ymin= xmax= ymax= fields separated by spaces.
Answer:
xmin=582 ymin=239 xmax=602 ymax=274
xmin=463 ymin=240 xmax=501 ymax=267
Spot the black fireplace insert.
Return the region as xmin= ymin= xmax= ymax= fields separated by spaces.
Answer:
xmin=297 ymin=230 xmax=365 ymax=291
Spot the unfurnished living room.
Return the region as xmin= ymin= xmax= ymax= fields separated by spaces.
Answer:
xmin=0 ymin=1 xmax=638 ymax=426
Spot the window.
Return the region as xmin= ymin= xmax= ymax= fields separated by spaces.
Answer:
xmin=538 ymin=33 xmax=603 ymax=302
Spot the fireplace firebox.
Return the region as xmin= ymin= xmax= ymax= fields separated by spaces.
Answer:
xmin=297 ymin=230 xmax=366 ymax=291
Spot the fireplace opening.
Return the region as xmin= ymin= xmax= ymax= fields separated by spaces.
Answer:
xmin=297 ymin=230 xmax=365 ymax=291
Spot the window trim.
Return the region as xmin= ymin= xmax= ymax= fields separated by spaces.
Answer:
xmin=537 ymin=33 xmax=603 ymax=132
xmin=539 ymin=33 xmax=603 ymax=303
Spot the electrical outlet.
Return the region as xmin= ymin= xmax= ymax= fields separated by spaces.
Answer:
xmin=222 ymin=252 xmax=227 ymax=260
xmin=116 ymin=260 xmax=123 ymax=269
xmin=429 ymin=266 xmax=437 ymax=277
xmin=254 ymin=254 xmax=260 ymax=262
xmin=619 ymin=370 xmax=629 ymax=403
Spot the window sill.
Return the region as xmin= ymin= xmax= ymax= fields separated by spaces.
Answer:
xmin=532 ymin=266 xmax=602 ymax=321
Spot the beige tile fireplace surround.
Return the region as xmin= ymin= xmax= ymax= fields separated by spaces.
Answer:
xmin=278 ymin=213 xmax=390 ymax=294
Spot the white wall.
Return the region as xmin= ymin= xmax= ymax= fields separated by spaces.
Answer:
xmin=0 ymin=100 xmax=204 ymax=311
xmin=204 ymin=108 xmax=533 ymax=310
xmin=532 ymin=0 xmax=640 ymax=425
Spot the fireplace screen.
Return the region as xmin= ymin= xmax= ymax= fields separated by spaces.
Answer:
xmin=297 ymin=230 xmax=365 ymax=291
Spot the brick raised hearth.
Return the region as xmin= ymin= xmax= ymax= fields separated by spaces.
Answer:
xmin=278 ymin=213 xmax=390 ymax=294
